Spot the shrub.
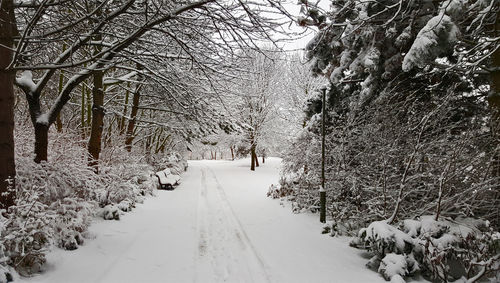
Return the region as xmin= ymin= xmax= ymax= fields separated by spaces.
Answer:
xmin=0 ymin=127 xmax=184 ymax=278
xmin=351 ymin=216 xmax=500 ymax=282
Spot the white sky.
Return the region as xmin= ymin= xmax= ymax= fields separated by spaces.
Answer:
xmin=274 ymin=0 xmax=330 ymax=53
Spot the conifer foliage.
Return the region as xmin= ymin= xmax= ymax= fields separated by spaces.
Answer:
xmin=278 ymin=1 xmax=500 ymax=281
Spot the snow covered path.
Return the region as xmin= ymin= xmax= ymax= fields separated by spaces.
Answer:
xmin=23 ymin=158 xmax=384 ymax=283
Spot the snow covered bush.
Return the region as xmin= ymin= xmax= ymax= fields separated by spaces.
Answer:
xmin=0 ymin=213 xmax=16 ymax=283
xmin=352 ymin=216 xmax=500 ymax=282
xmin=361 ymin=221 xmax=414 ymax=256
xmin=267 ymin=183 xmax=294 ymax=199
xmin=0 ymin=125 xmax=172 ymax=277
xmin=402 ymin=14 xmax=460 ymax=72
xmin=279 ymin=0 xmax=500 ymax=241
xmin=378 ymin=253 xmax=411 ymax=281
xmin=149 ymin=153 xmax=188 ymax=175
xmin=2 ymin=195 xmax=54 ymax=276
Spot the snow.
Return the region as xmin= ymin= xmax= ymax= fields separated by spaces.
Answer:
xmin=155 ymin=169 xmax=179 ymax=186
xmin=402 ymin=14 xmax=460 ymax=72
xmin=378 ymin=253 xmax=408 ymax=281
xmin=363 ymin=221 xmax=414 ymax=254
xmin=16 ymin=71 xmax=37 ymax=93
xmin=440 ymin=0 xmax=466 ymax=19
xmin=36 ymin=113 xmax=49 ymax=126
xmin=20 ymin=158 xmax=385 ymax=283
xmin=390 ymin=274 xmax=406 ymax=283
xmin=103 ymin=71 xmax=138 ymax=85
xmin=402 ymin=219 xmax=421 ymax=237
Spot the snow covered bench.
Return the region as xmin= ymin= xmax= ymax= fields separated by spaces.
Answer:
xmin=155 ymin=168 xmax=181 ymax=190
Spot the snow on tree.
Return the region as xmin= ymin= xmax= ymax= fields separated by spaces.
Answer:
xmin=402 ymin=14 xmax=460 ymax=72
xmin=278 ymin=0 xmax=500 ymax=280
xmin=0 ymin=0 xmax=297 ymax=277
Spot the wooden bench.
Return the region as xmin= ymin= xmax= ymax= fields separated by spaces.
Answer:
xmin=155 ymin=168 xmax=181 ymax=190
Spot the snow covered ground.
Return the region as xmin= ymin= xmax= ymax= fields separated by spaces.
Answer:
xmin=21 ymin=158 xmax=385 ymax=283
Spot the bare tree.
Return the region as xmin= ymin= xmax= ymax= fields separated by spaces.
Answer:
xmin=0 ymin=0 xmax=290 ymax=207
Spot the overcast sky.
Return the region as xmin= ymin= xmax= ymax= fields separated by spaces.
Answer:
xmin=275 ymin=0 xmax=330 ymax=53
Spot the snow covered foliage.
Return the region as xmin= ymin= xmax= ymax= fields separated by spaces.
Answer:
xmin=0 ymin=124 xmax=186 ymax=277
xmin=280 ymin=80 xmax=498 ymax=234
xmin=197 ymin=50 xmax=325 ymax=163
xmin=151 ymin=153 xmax=188 ymax=175
xmin=378 ymin=253 xmax=411 ymax=281
xmin=279 ymin=2 xmax=500 ymax=280
xmin=279 ymin=0 xmax=500 ymax=232
xmin=402 ymin=14 xmax=460 ymax=72
xmin=351 ymin=216 xmax=499 ymax=282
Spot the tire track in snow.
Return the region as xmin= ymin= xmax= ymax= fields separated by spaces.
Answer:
xmin=197 ymin=168 xmax=208 ymax=256
xmin=196 ymin=167 xmax=232 ymax=282
xmin=194 ymin=166 xmax=272 ymax=283
xmin=93 ymin=228 xmax=146 ymax=282
xmin=206 ymin=167 xmax=271 ymax=283
xmin=194 ymin=167 xmax=210 ymax=283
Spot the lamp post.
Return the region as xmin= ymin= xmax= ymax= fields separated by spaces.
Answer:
xmin=320 ymin=87 xmax=326 ymax=223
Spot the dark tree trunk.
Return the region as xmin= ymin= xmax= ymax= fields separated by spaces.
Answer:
xmin=119 ymin=82 xmax=130 ymax=135
xmin=0 ymin=0 xmax=16 ymax=209
xmin=230 ymin=146 xmax=234 ymax=161
xmin=250 ymin=144 xmax=256 ymax=171
xmin=34 ymin=122 xmax=49 ymax=163
xmin=125 ymin=84 xmax=141 ymax=152
xmin=254 ymin=150 xmax=259 ymax=167
xmin=489 ymin=12 xmax=500 ymax=178
xmin=262 ymin=155 xmax=265 ymax=164
xmin=87 ymin=8 xmax=104 ymax=172
xmin=80 ymin=82 xmax=87 ymax=137
xmin=55 ymin=114 xmax=63 ymax=132
xmin=486 ymin=11 xmax=500 ymax=227
xmin=145 ymin=131 xmax=152 ymax=162
xmin=88 ymin=69 xmax=104 ymax=172
xmin=55 ymin=66 xmax=65 ymax=133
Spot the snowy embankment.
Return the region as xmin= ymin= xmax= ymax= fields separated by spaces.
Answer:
xmin=20 ymin=158 xmax=385 ymax=283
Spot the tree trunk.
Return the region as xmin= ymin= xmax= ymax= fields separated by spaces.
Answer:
xmin=125 ymin=83 xmax=141 ymax=152
xmin=254 ymin=150 xmax=259 ymax=167
xmin=86 ymin=85 xmax=92 ymax=127
xmin=486 ymin=11 xmax=500 ymax=227
xmin=87 ymin=69 xmax=104 ymax=172
xmin=0 ymin=0 xmax=16 ymax=209
xmin=230 ymin=146 xmax=234 ymax=161
xmin=34 ymin=122 xmax=49 ymax=163
xmin=87 ymin=6 xmax=105 ymax=172
xmin=145 ymin=130 xmax=152 ymax=162
xmin=119 ymin=81 xmax=130 ymax=135
xmin=55 ymin=51 xmax=65 ymax=133
xmin=55 ymin=114 xmax=63 ymax=132
xmin=489 ymin=12 xmax=500 ymax=178
xmin=250 ymin=144 xmax=256 ymax=171
xmin=80 ymin=81 xmax=87 ymax=137
xmin=262 ymin=155 xmax=265 ymax=164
